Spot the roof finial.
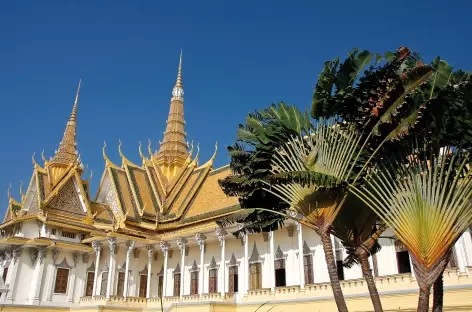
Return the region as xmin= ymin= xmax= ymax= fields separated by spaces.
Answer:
xmin=50 ymin=80 xmax=81 ymax=164
xmin=7 ymin=183 xmax=12 ymax=199
xmin=175 ymin=48 xmax=183 ymax=88
xmin=73 ymin=78 xmax=81 ymax=115
xmin=20 ymin=181 xmax=25 ymax=200
xmin=148 ymin=139 xmax=153 ymax=157
xmin=41 ymin=150 xmax=47 ymax=164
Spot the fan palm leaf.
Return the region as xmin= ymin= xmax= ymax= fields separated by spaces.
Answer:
xmin=351 ymin=147 xmax=472 ymax=312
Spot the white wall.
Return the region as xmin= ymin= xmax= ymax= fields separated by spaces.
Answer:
xmin=5 ymin=224 xmax=472 ymax=306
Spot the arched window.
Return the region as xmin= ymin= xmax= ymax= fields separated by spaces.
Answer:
xmin=173 ymin=263 xmax=181 ymax=297
xmin=116 ymin=272 xmax=125 ymax=297
xmin=249 ymin=263 xmax=262 ymax=290
xmin=157 ymin=265 xmax=164 ymax=298
xmin=100 ymin=272 xmax=108 ymax=296
xmin=249 ymin=243 xmax=262 ymax=290
xmin=274 ymin=246 xmax=286 ymax=287
xmin=446 ymin=247 xmax=458 ymax=269
xmin=138 ymin=265 xmax=148 ymax=298
xmin=173 ymin=274 xmax=181 ymax=296
xmin=208 ymin=257 xmax=218 ymax=293
xmin=334 ymin=238 xmax=344 ymax=280
xmin=84 ymin=261 xmax=95 ymax=297
xmin=190 ymin=260 xmax=199 ymax=295
xmin=54 ymin=258 xmax=72 ymax=295
xmin=2 ymin=267 xmax=8 ymax=284
xmin=395 ymin=240 xmax=412 ymax=274
xmin=100 ymin=262 xmax=109 ymax=296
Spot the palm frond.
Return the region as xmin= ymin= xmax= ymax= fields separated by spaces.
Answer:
xmin=351 ymin=146 xmax=472 ymax=268
xmin=262 ymin=119 xmax=368 ymax=230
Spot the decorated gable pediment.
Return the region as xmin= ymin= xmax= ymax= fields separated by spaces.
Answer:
xmin=46 ymin=177 xmax=87 ymax=217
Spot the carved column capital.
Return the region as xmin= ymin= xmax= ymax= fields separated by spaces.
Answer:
xmin=29 ymin=247 xmax=39 ymax=265
xmin=195 ymin=233 xmax=206 ymax=251
xmin=12 ymin=247 xmax=22 ymax=263
xmin=92 ymin=241 xmax=102 ymax=254
xmin=159 ymin=241 xmax=170 ymax=253
xmin=126 ymin=241 xmax=136 ymax=255
xmin=147 ymin=245 xmax=154 ymax=259
xmin=72 ymin=252 xmax=80 ymax=267
xmin=216 ymin=226 xmax=227 ymax=248
xmin=240 ymin=233 xmax=247 ymax=245
xmin=176 ymin=238 xmax=187 ymax=255
xmin=38 ymin=248 xmax=47 ymax=264
xmin=52 ymin=247 xmax=61 ymax=262
xmin=82 ymin=252 xmax=90 ymax=264
xmin=107 ymin=237 xmax=117 ymax=254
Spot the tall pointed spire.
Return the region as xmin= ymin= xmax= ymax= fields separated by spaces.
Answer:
xmin=51 ymin=79 xmax=81 ymax=165
xmin=155 ymin=51 xmax=189 ymax=166
xmin=175 ymin=48 xmax=183 ymax=89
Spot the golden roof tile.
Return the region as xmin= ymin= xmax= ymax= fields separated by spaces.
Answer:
xmin=183 ymin=167 xmax=239 ymax=219
xmin=110 ymin=167 xmax=139 ymax=220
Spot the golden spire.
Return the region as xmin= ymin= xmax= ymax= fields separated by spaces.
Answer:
xmin=155 ymin=50 xmax=189 ymax=165
xmin=175 ymin=49 xmax=183 ymax=88
xmin=51 ymin=79 xmax=81 ymax=165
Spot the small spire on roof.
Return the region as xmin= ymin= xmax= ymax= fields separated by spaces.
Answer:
xmin=50 ymin=79 xmax=81 ymax=165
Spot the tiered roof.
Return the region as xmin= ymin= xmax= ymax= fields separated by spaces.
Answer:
xmin=1 ymin=53 xmax=239 ymax=244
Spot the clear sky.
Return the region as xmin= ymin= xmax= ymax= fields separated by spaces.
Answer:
xmin=1 ymin=0 xmax=471 ymax=214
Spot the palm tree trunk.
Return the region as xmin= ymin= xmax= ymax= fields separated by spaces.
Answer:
xmin=358 ymin=251 xmax=383 ymax=312
xmin=432 ymin=274 xmax=443 ymax=312
xmin=417 ymin=286 xmax=431 ymax=312
xmin=319 ymin=230 xmax=349 ymax=312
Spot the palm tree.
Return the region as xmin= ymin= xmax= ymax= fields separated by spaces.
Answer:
xmin=262 ymin=120 xmax=370 ymax=312
xmin=311 ymin=47 xmax=472 ymax=311
xmin=351 ymin=146 xmax=472 ymax=312
xmin=219 ymin=102 xmax=313 ymax=236
xmin=332 ymin=195 xmax=387 ymax=312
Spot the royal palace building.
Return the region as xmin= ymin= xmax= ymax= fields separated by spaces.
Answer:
xmin=1 ymin=53 xmax=472 ymax=312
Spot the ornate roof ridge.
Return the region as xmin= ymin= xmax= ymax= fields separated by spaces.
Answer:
xmin=118 ymin=140 xmax=141 ymax=168
xmin=209 ymin=164 xmax=230 ymax=175
xmin=102 ymin=141 xmax=121 ymax=170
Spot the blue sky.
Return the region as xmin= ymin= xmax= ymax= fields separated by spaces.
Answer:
xmin=1 ymin=0 xmax=471 ymax=213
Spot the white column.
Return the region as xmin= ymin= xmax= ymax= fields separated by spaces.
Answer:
xmin=5 ymin=247 xmax=22 ymax=303
xmin=243 ymin=234 xmax=249 ymax=295
xmin=454 ymin=238 xmax=467 ymax=273
xmin=216 ymin=227 xmax=227 ymax=297
xmin=106 ymin=238 xmax=117 ymax=300
xmin=462 ymin=229 xmax=472 ymax=266
xmin=195 ymin=233 xmax=206 ymax=295
xmin=79 ymin=253 xmax=91 ymax=298
xmin=177 ymin=238 xmax=187 ymax=298
xmin=124 ymin=241 xmax=135 ymax=298
xmin=29 ymin=248 xmax=47 ymax=304
xmin=296 ymin=223 xmax=305 ymax=288
xmin=146 ymin=246 xmax=154 ymax=298
xmin=160 ymin=242 xmax=170 ymax=298
xmin=68 ymin=252 xmax=79 ymax=302
xmin=45 ymin=248 xmax=61 ymax=301
xmin=268 ymin=231 xmax=275 ymax=291
xmin=92 ymin=241 xmax=101 ymax=296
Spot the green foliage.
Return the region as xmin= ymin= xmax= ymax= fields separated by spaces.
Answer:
xmin=218 ymin=102 xmax=313 ymax=236
xmin=351 ymin=146 xmax=472 ymax=269
xmin=311 ymin=47 xmax=472 ymax=157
